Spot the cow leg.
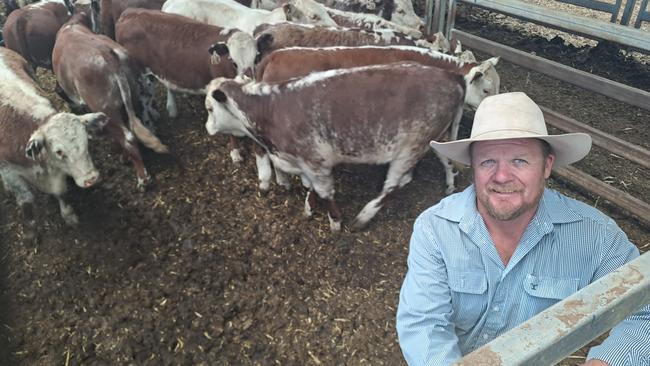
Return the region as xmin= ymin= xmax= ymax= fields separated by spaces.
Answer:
xmin=436 ymin=151 xmax=458 ymax=194
xmin=56 ymin=83 xmax=89 ymax=115
xmin=228 ymin=136 xmax=244 ymax=165
xmin=275 ymin=166 xmax=291 ymax=189
xmin=166 ymin=88 xmax=178 ymax=118
xmin=308 ymin=172 xmax=342 ymax=231
xmin=351 ymin=158 xmax=416 ymax=230
xmin=137 ymin=73 xmax=160 ymax=130
xmin=108 ymin=122 xmax=151 ymax=191
xmin=57 ymin=196 xmax=79 ymax=226
xmin=304 ymin=189 xmax=318 ymax=218
xmin=1 ymin=170 xmax=36 ymax=238
xmin=450 ymin=105 xmax=464 ymax=142
xmin=255 ymin=150 xmax=273 ymax=192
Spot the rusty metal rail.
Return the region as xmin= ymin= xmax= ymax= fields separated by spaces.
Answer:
xmin=453 ymin=252 xmax=650 ymax=366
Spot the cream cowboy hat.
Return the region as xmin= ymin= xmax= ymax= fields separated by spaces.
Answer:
xmin=430 ymin=92 xmax=592 ymax=167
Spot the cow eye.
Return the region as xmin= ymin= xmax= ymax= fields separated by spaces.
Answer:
xmin=232 ymin=61 xmax=238 ymax=69
xmin=56 ymin=150 xmax=66 ymax=159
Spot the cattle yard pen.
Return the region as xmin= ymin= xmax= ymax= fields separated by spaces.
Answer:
xmin=423 ymin=0 xmax=650 ymax=362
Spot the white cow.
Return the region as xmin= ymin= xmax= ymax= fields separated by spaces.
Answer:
xmin=162 ymin=0 xmax=338 ymax=34
xmin=0 ymin=48 xmax=108 ymax=236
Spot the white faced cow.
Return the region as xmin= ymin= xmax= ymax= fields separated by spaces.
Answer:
xmin=205 ymin=62 xmax=467 ymax=231
xmin=2 ymin=0 xmax=74 ymax=69
xmin=323 ymin=5 xmax=422 ymax=37
xmin=116 ymin=8 xmax=258 ymax=162
xmin=161 ymin=0 xmax=337 ymax=34
xmin=53 ymin=12 xmax=168 ymax=190
xmin=0 ymin=47 xmax=108 ymax=236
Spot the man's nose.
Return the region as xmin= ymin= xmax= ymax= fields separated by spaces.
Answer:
xmin=493 ymin=162 xmax=514 ymax=182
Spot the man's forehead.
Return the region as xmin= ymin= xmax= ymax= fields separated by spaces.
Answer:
xmin=473 ymin=138 xmax=542 ymax=151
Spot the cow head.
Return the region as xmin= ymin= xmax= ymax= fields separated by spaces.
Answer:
xmin=26 ymin=112 xmax=108 ymax=188
xmin=463 ymin=57 xmax=500 ymax=108
xmin=208 ymin=31 xmax=258 ymax=79
xmin=389 ymin=0 xmax=423 ymax=30
xmin=281 ymin=0 xmax=338 ymax=26
xmin=204 ymin=78 xmax=250 ymax=137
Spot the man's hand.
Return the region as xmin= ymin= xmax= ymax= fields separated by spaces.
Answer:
xmin=582 ymin=359 xmax=610 ymax=366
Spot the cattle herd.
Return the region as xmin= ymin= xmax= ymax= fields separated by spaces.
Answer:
xmin=0 ymin=0 xmax=500 ymax=236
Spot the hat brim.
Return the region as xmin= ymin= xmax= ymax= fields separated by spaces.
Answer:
xmin=430 ymin=131 xmax=592 ymax=167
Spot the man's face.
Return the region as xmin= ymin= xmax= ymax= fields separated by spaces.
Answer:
xmin=471 ymin=138 xmax=555 ymax=222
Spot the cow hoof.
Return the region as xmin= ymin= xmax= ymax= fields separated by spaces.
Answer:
xmin=445 ymin=186 xmax=456 ymax=195
xmin=328 ymin=214 xmax=341 ymax=232
xmin=137 ymin=177 xmax=152 ymax=192
xmin=349 ymin=218 xmax=369 ymax=232
xmin=63 ymin=213 xmax=79 ymax=226
xmin=230 ymin=149 xmax=244 ymax=165
xmin=259 ymin=180 xmax=271 ymax=193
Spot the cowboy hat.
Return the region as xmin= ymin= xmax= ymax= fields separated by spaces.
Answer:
xmin=430 ymin=92 xmax=592 ymax=167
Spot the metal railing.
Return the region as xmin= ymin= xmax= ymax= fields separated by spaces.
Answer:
xmin=452 ymin=252 xmax=650 ymax=365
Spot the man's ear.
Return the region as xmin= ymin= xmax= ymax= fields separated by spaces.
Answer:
xmin=26 ymin=132 xmax=45 ymax=160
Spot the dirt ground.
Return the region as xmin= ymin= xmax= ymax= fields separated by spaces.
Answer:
xmin=1 ymin=4 xmax=649 ymax=366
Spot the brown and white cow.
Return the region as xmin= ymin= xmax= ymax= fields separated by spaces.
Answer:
xmin=254 ymin=45 xmax=499 ymax=192
xmin=115 ymin=8 xmax=259 ymax=163
xmin=205 ymin=62 xmax=467 ymax=231
xmin=315 ymin=0 xmax=422 ymax=30
xmin=162 ymin=0 xmax=337 ymax=35
xmin=91 ymin=0 xmax=165 ymax=38
xmin=0 ymin=47 xmax=108 ymax=235
xmin=324 ymin=6 xmax=421 ymax=37
xmin=53 ymin=12 xmax=168 ymax=190
xmin=2 ymin=0 xmax=74 ymax=69
xmin=253 ymin=23 xmax=448 ymax=62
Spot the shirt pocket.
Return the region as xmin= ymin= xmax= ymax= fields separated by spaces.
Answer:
xmin=448 ymin=270 xmax=488 ymax=332
xmin=523 ymin=274 xmax=579 ymax=313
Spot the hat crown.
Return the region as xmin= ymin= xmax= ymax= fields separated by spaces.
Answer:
xmin=471 ymin=92 xmax=548 ymax=139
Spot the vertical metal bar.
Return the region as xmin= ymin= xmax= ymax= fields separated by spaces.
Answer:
xmin=425 ymin=0 xmax=436 ymax=35
xmin=620 ymin=0 xmax=637 ymax=25
xmin=635 ymin=0 xmax=650 ymax=28
xmin=445 ymin=0 xmax=458 ymax=38
xmin=436 ymin=0 xmax=448 ymax=34
xmin=432 ymin=0 xmax=443 ymax=34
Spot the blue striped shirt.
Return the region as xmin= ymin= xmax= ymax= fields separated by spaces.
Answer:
xmin=396 ymin=186 xmax=650 ymax=366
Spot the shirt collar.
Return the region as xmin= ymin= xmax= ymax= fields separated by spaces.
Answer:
xmin=434 ymin=185 xmax=582 ymax=232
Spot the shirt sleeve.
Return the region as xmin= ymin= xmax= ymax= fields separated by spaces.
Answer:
xmin=396 ymin=213 xmax=462 ymax=366
xmin=586 ymin=221 xmax=650 ymax=366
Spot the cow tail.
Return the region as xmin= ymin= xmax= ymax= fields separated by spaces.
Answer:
xmin=112 ymin=50 xmax=169 ymax=154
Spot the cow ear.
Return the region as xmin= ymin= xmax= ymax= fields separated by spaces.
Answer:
xmin=282 ymin=3 xmax=296 ymax=18
xmin=256 ymin=34 xmax=273 ymax=53
xmin=212 ymin=89 xmax=228 ymax=103
xmin=25 ymin=133 xmax=45 ymax=160
xmin=82 ymin=112 xmax=109 ymax=131
xmin=208 ymin=43 xmax=230 ymax=57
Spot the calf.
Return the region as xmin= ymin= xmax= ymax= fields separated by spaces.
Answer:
xmin=254 ymin=23 xmax=449 ymax=62
xmin=205 ymin=62 xmax=466 ymax=231
xmin=0 ymin=47 xmax=108 ymax=235
xmin=161 ymin=0 xmax=337 ymax=34
xmin=116 ymin=8 xmax=258 ymax=162
xmin=53 ymin=12 xmax=168 ymax=190
xmin=2 ymin=0 xmax=74 ymax=69
xmin=92 ymin=0 xmax=165 ymax=38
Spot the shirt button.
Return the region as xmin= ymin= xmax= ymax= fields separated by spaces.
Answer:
xmin=483 ymin=334 xmax=489 ymax=340
xmin=493 ymin=306 xmax=500 ymax=312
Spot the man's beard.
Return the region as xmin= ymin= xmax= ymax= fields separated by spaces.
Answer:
xmin=479 ymin=183 xmax=545 ymax=221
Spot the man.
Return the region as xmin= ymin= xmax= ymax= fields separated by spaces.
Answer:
xmin=396 ymin=92 xmax=650 ymax=366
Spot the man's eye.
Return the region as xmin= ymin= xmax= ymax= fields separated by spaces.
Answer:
xmin=513 ymin=159 xmax=528 ymax=166
xmin=480 ymin=159 xmax=496 ymax=167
